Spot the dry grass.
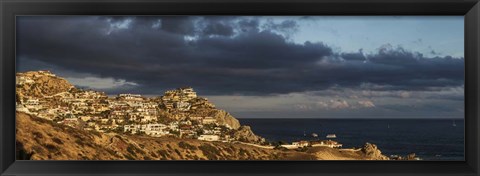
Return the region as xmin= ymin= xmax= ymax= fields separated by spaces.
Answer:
xmin=16 ymin=112 xmax=386 ymax=161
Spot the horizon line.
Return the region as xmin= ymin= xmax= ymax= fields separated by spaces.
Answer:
xmin=236 ymin=117 xmax=465 ymax=120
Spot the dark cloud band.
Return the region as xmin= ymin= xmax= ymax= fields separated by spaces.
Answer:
xmin=17 ymin=16 xmax=464 ymax=96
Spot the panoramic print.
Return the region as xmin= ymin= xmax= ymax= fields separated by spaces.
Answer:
xmin=16 ymin=16 xmax=464 ymax=160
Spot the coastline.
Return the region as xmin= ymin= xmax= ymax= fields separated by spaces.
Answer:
xmin=239 ymin=118 xmax=464 ymax=160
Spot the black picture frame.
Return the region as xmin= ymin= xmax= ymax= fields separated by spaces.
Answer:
xmin=1 ymin=0 xmax=479 ymax=175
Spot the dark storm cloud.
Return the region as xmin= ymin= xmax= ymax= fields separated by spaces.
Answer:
xmin=202 ymin=22 xmax=234 ymax=36
xmin=341 ymin=50 xmax=366 ymax=61
xmin=159 ymin=16 xmax=197 ymax=35
xmin=192 ymin=32 xmax=332 ymax=69
xmin=17 ymin=16 xmax=464 ymax=96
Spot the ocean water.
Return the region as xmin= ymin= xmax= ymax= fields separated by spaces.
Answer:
xmin=239 ymin=119 xmax=464 ymax=161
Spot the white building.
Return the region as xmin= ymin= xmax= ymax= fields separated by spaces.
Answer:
xmin=38 ymin=70 xmax=56 ymax=77
xmin=124 ymin=123 xmax=169 ymax=137
xmin=202 ymin=117 xmax=216 ymax=124
xmin=24 ymin=99 xmax=42 ymax=110
xmin=175 ymin=101 xmax=191 ymax=111
xmin=118 ymin=94 xmax=143 ymax=101
xmin=292 ymin=141 xmax=309 ymax=147
xmin=124 ymin=124 xmax=141 ymax=133
xmin=180 ymin=87 xmax=197 ymax=99
xmin=16 ymin=76 xmax=34 ymax=85
xmin=198 ymin=134 xmax=220 ymax=141
xmin=281 ymin=141 xmax=310 ymax=149
xmin=16 ymin=104 xmax=31 ymax=114
xmin=144 ymin=123 xmax=169 ymax=136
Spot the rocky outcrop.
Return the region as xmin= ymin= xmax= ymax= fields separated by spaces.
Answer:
xmin=16 ymin=71 xmax=74 ymax=98
xmin=360 ymin=143 xmax=389 ymax=160
xmin=233 ymin=126 xmax=266 ymax=144
xmin=209 ymin=110 xmax=241 ymax=130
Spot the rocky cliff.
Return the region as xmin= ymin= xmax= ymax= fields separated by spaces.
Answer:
xmin=203 ymin=110 xmax=264 ymax=144
xmin=208 ymin=109 xmax=241 ymax=129
xmin=233 ymin=126 xmax=266 ymax=144
xmin=360 ymin=143 xmax=389 ymax=160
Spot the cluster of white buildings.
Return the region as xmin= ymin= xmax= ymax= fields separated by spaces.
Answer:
xmin=122 ymin=118 xmax=229 ymax=141
xmin=16 ymin=73 xmax=239 ymax=143
xmin=280 ymin=140 xmax=343 ymax=149
xmin=118 ymin=94 xmax=143 ymax=101
xmin=280 ymin=141 xmax=310 ymax=149
xmin=108 ymin=98 xmax=160 ymax=123
xmin=161 ymin=87 xmax=215 ymax=112
xmin=16 ymin=70 xmax=55 ymax=85
xmin=198 ymin=134 xmax=220 ymax=141
xmin=16 ymin=76 xmax=35 ymax=85
xmin=311 ymin=140 xmax=343 ymax=148
xmin=124 ymin=123 xmax=170 ymax=136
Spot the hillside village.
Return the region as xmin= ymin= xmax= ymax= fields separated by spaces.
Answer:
xmin=15 ymin=71 xmax=381 ymax=149
xmin=16 ymin=70 xmax=266 ymax=144
xmin=15 ymin=70 xmax=354 ymax=151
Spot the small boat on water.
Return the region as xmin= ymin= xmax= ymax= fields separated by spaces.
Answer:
xmin=452 ymin=120 xmax=457 ymax=127
xmin=311 ymin=133 xmax=318 ymax=138
xmin=326 ymin=134 xmax=337 ymax=139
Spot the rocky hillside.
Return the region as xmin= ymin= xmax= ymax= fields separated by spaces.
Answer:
xmin=188 ymin=109 xmax=264 ymax=143
xmin=16 ymin=112 xmax=388 ymax=160
xmin=16 ymin=71 xmax=74 ymax=99
xmin=208 ymin=109 xmax=241 ymax=129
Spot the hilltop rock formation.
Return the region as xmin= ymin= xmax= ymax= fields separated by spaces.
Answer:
xmin=16 ymin=71 xmax=74 ymax=99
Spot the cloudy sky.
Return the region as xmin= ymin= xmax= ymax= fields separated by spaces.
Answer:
xmin=16 ymin=16 xmax=464 ymax=119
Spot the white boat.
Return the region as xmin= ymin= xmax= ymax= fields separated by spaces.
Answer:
xmin=326 ymin=134 xmax=337 ymax=139
xmin=452 ymin=120 xmax=457 ymax=127
xmin=311 ymin=133 xmax=318 ymax=138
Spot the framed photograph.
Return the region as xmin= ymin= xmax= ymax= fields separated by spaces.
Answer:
xmin=1 ymin=0 xmax=479 ymax=175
